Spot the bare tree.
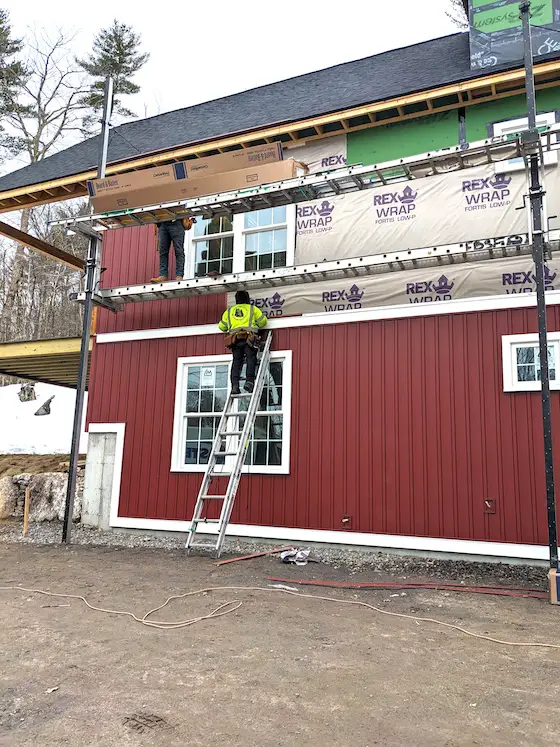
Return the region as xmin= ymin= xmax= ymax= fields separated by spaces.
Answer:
xmin=0 ymin=30 xmax=89 ymax=343
xmin=5 ymin=29 xmax=88 ymax=164
xmin=0 ymin=200 xmax=88 ymax=344
xmin=0 ymin=21 xmax=151 ymax=351
xmin=447 ymin=0 xmax=469 ymax=29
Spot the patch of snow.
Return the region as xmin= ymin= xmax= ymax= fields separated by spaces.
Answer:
xmin=0 ymin=383 xmax=87 ymax=454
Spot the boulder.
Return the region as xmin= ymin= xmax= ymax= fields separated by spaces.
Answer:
xmin=11 ymin=471 xmax=83 ymax=522
xmin=18 ymin=383 xmax=36 ymax=402
xmin=34 ymin=395 xmax=55 ymax=416
xmin=0 ymin=476 xmax=18 ymax=519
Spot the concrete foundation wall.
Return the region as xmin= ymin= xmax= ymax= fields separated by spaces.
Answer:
xmin=82 ymin=432 xmax=116 ymax=531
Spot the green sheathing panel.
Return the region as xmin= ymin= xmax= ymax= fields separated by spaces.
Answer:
xmin=346 ymin=112 xmax=459 ymax=166
xmin=346 ymin=87 xmax=560 ymax=166
xmin=466 ymin=88 xmax=560 ymax=141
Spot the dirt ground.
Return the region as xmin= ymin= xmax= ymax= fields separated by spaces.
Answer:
xmin=1 ymin=542 xmax=560 ymax=747
xmin=0 ymin=455 xmax=85 ymax=477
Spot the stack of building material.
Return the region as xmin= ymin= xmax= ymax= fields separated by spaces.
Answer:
xmin=87 ymin=143 xmax=306 ymax=213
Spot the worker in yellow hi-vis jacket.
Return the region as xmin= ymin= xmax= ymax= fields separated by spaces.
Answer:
xmin=218 ymin=290 xmax=268 ymax=395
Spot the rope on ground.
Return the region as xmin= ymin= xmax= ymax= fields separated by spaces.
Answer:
xmin=1 ymin=584 xmax=559 ymax=649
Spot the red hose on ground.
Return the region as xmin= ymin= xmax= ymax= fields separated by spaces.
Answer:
xmin=267 ymin=577 xmax=548 ymax=599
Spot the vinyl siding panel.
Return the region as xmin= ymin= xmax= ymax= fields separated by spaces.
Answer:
xmin=88 ymin=307 xmax=560 ymax=547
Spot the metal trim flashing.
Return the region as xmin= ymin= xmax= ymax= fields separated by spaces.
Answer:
xmin=96 ymin=289 xmax=560 ymax=345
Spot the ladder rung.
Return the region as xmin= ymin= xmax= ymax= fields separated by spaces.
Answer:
xmin=201 ymin=494 xmax=227 ymax=500
xmin=209 ymin=470 xmax=231 ymax=477
xmin=216 ymin=450 xmax=239 ymax=456
xmin=232 ymin=392 xmax=252 ymax=398
xmin=221 ymin=430 xmax=243 ymax=436
xmin=194 ymin=518 xmax=221 ymax=524
xmin=224 ymin=412 xmax=247 ymax=417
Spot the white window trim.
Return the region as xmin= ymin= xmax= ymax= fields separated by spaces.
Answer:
xmin=185 ymin=206 xmax=296 ymax=278
xmin=171 ymin=350 xmax=292 ymax=474
xmin=502 ymin=333 xmax=560 ymax=392
xmin=492 ymin=112 xmax=558 ymax=172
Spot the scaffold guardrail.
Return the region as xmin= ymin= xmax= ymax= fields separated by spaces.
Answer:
xmin=53 ymin=126 xmax=560 ymax=233
xmin=72 ymin=230 xmax=560 ymax=310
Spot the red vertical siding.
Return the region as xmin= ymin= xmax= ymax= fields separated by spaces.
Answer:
xmin=96 ymin=225 xmax=225 ymax=334
xmin=87 ymin=305 xmax=560 ymax=547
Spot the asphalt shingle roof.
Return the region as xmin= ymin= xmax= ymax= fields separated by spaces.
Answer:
xmin=0 ymin=31 xmax=553 ymax=193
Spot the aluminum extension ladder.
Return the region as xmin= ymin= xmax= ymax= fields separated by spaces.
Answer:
xmin=186 ymin=332 xmax=273 ymax=557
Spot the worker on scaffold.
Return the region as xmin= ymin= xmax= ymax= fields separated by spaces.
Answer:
xmin=218 ymin=290 xmax=268 ymax=395
xmin=151 ymin=217 xmax=195 ymax=283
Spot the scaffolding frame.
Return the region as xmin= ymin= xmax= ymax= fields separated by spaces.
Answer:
xmin=51 ymin=125 xmax=560 ymax=235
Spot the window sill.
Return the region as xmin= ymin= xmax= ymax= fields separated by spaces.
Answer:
xmin=504 ymin=382 xmax=560 ymax=393
xmin=170 ymin=464 xmax=290 ymax=475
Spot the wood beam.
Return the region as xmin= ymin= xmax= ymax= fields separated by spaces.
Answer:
xmin=0 ymin=220 xmax=85 ymax=271
xmin=0 ymin=369 xmax=82 ymax=389
xmin=0 ymin=337 xmax=87 ymax=359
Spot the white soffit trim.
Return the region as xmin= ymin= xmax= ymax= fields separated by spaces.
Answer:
xmin=96 ymin=290 xmax=560 ymax=345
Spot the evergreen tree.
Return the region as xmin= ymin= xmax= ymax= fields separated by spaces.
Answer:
xmin=0 ymin=8 xmax=27 ymax=160
xmin=77 ymin=19 xmax=149 ymax=128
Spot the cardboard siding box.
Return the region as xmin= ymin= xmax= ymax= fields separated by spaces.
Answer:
xmin=184 ymin=142 xmax=282 ymax=178
xmin=87 ymin=143 xmax=283 ymax=212
xmin=89 ymin=159 xmax=305 ymax=213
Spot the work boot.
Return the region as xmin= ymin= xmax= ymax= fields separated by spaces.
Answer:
xmin=176 ymin=276 xmax=183 ymax=281
xmin=244 ymin=381 xmax=254 ymax=394
xmin=150 ymin=275 xmax=168 ymax=284
xmin=231 ymin=383 xmax=241 ymax=396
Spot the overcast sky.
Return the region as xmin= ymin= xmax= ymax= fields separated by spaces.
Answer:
xmin=8 ymin=0 xmax=460 ymax=120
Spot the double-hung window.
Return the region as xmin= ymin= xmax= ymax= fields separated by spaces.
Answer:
xmin=243 ymin=206 xmax=290 ymax=272
xmin=171 ymin=351 xmax=292 ymax=474
xmin=502 ymin=333 xmax=560 ymax=392
xmin=187 ymin=206 xmax=295 ymax=278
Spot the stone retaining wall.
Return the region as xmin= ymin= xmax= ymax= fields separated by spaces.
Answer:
xmin=0 ymin=471 xmax=84 ymax=522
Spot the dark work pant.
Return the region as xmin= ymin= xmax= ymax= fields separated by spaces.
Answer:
xmin=231 ymin=342 xmax=257 ymax=386
xmin=158 ymin=221 xmax=185 ymax=277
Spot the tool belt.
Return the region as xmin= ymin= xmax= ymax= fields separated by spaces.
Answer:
xmin=224 ymin=330 xmax=259 ymax=349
